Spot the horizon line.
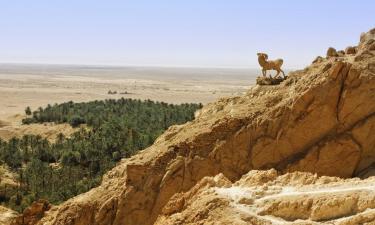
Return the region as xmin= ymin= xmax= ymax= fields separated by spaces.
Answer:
xmin=0 ymin=61 xmax=300 ymax=71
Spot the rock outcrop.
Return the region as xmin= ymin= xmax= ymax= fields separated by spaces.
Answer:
xmin=345 ymin=46 xmax=357 ymax=55
xmin=0 ymin=206 xmax=17 ymax=225
xmin=156 ymin=169 xmax=375 ymax=225
xmin=12 ymin=200 xmax=51 ymax=225
xmin=256 ymin=76 xmax=287 ymax=85
xmin=28 ymin=28 xmax=375 ymax=225
xmin=326 ymin=47 xmax=338 ymax=57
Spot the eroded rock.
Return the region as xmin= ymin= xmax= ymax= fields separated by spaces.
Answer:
xmin=327 ymin=47 xmax=338 ymax=57
xmin=13 ymin=199 xmax=51 ymax=225
xmin=0 ymin=206 xmax=17 ymax=225
xmin=345 ymin=46 xmax=357 ymax=55
xmin=156 ymin=170 xmax=375 ymax=224
xmin=312 ymin=56 xmax=324 ymax=64
xmin=36 ymin=28 xmax=375 ymax=225
xmin=256 ymin=76 xmax=287 ymax=85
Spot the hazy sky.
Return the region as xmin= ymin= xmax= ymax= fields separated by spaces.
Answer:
xmin=0 ymin=1 xmax=374 ymax=68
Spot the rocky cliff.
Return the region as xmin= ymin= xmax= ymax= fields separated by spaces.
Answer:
xmin=28 ymin=28 xmax=375 ymax=225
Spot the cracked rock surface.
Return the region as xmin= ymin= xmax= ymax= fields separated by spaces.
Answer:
xmin=156 ymin=169 xmax=375 ymax=225
xmin=20 ymin=28 xmax=375 ymax=225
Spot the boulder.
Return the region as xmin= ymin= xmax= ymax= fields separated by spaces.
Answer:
xmin=13 ymin=199 xmax=51 ymax=225
xmin=345 ymin=46 xmax=357 ymax=54
xmin=326 ymin=47 xmax=338 ymax=57
xmin=256 ymin=76 xmax=287 ymax=85
xmin=312 ymin=56 xmax=324 ymax=63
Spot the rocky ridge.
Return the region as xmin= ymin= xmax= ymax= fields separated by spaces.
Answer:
xmin=7 ymin=28 xmax=374 ymax=225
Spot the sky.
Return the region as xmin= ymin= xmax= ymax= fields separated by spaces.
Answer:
xmin=0 ymin=1 xmax=374 ymax=69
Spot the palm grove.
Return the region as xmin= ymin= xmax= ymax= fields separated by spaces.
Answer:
xmin=0 ymin=98 xmax=202 ymax=212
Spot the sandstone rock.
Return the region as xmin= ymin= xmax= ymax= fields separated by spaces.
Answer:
xmin=0 ymin=206 xmax=17 ymax=225
xmin=370 ymin=42 xmax=375 ymax=51
xmin=36 ymin=28 xmax=375 ymax=225
xmin=156 ymin=170 xmax=375 ymax=225
xmin=337 ymin=50 xmax=345 ymax=56
xmin=359 ymin=29 xmax=375 ymax=52
xmin=256 ymin=76 xmax=287 ymax=85
xmin=345 ymin=46 xmax=357 ymax=54
xmin=326 ymin=47 xmax=338 ymax=57
xmin=354 ymin=49 xmax=374 ymax=61
xmin=312 ymin=56 xmax=324 ymax=63
xmin=13 ymin=199 xmax=51 ymax=225
xmin=285 ymin=134 xmax=361 ymax=177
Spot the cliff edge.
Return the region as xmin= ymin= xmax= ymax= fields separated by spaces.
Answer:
xmin=31 ymin=28 xmax=375 ymax=225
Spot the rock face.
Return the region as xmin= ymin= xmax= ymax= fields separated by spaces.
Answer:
xmin=33 ymin=28 xmax=375 ymax=225
xmin=326 ymin=47 xmax=338 ymax=57
xmin=13 ymin=200 xmax=51 ymax=225
xmin=312 ymin=56 xmax=324 ymax=64
xmin=156 ymin=170 xmax=375 ymax=225
xmin=0 ymin=206 xmax=17 ymax=225
xmin=345 ymin=46 xmax=357 ymax=55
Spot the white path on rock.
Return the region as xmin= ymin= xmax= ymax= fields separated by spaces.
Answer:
xmin=258 ymin=183 xmax=375 ymax=202
xmin=234 ymin=203 xmax=287 ymax=225
xmin=213 ymin=181 xmax=375 ymax=224
xmin=214 ymin=183 xmax=375 ymax=204
xmin=334 ymin=208 xmax=375 ymax=223
xmin=214 ymin=186 xmax=259 ymax=202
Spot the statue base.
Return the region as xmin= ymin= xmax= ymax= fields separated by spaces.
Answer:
xmin=256 ymin=76 xmax=288 ymax=85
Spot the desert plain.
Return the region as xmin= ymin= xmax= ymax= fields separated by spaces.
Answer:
xmin=0 ymin=63 xmax=257 ymax=140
